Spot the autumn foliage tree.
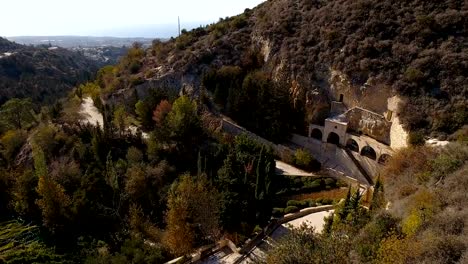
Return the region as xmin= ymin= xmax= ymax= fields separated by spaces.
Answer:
xmin=152 ymin=100 xmax=172 ymax=127
xmin=163 ymin=174 xmax=220 ymax=256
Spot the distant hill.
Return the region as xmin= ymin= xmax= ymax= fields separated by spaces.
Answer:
xmin=7 ymin=36 xmax=155 ymax=49
xmin=104 ymin=0 xmax=467 ymax=138
xmin=7 ymin=36 xmax=164 ymax=66
xmin=0 ymin=37 xmax=98 ymax=105
xmin=0 ymin=37 xmax=21 ymax=53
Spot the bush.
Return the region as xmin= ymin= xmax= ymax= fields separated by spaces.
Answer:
xmin=324 ymin=178 xmax=337 ymax=187
xmin=315 ymin=198 xmax=324 ymax=205
xmin=408 ymin=131 xmax=425 ymax=146
xmin=287 ymin=200 xmax=308 ymax=208
xmin=306 ymin=199 xmax=317 ymax=207
xmin=294 ymin=149 xmax=312 ymax=167
xmin=272 ymin=207 xmax=285 ymax=217
xmin=284 ymin=206 xmax=300 ymax=214
xmin=303 ymin=179 xmax=322 ymax=191
xmin=253 ymin=225 xmax=263 ymax=234
xmin=129 ymin=61 xmax=142 ymax=74
xmin=231 ymin=15 xmax=248 ymax=29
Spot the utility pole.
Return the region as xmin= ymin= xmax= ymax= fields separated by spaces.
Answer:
xmin=178 ymin=16 xmax=181 ymax=37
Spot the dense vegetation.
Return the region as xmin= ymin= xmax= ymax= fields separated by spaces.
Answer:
xmin=0 ymin=81 xmax=341 ymax=262
xmin=0 ymin=37 xmax=97 ymax=105
xmin=103 ymin=0 xmax=467 ymax=139
xmin=264 ymin=141 xmax=468 ymax=263
xmin=1 ymin=1 xmax=468 ymax=263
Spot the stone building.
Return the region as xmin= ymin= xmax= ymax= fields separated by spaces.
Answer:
xmin=307 ymin=94 xmax=407 ymax=166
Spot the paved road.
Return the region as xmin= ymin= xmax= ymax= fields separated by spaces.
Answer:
xmin=237 ymin=209 xmax=335 ymax=264
xmin=275 ymin=160 xmax=316 ymax=177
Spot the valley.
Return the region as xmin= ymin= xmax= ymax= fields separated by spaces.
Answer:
xmin=0 ymin=0 xmax=467 ymax=263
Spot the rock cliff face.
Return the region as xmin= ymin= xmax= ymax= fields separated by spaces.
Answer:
xmin=346 ymin=108 xmax=391 ymax=145
xmin=107 ymin=0 xmax=468 ymax=136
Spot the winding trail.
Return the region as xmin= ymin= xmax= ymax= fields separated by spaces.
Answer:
xmin=79 ymin=97 xmax=149 ymax=139
xmin=79 ymin=97 xmax=103 ymax=127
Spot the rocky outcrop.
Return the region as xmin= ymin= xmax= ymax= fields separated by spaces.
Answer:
xmin=346 ymin=108 xmax=391 ymax=145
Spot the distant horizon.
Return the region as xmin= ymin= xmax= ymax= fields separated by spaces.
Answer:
xmin=1 ymin=0 xmax=264 ymax=37
xmin=5 ymin=21 xmax=215 ymax=39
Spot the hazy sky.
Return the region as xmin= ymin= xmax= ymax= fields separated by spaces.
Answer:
xmin=2 ymin=0 xmax=265 ymax=37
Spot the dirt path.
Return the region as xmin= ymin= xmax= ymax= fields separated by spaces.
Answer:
xmin=79 ymin=97 xmax=104 ymax=127
xmin=79 ymin=97 xmax=149 ymax=139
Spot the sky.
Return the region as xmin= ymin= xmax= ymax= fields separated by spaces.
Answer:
xmin=1 ymin=0 xmax=265 ymax=37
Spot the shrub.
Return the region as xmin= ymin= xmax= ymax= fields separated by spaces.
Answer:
xmin=284 ymin=206 xmax=300 ymax=214
xmin=408 ymin=131 xmax=425 ymax=146
xmin=130 ymin=76 xmax=144 ymax=86
xmin=253 ymin=225 xmax=263 ymax=234
xmin=287 ymin=200 xmax=308 ymax=208
xmin=294 ymin=148 xmax=312 ymax=167
xmin=303 ymin=179 xmax=322 ymax=191
xmin=272 ymin=207 xmax=285 ymax=217
xmin=315 ymin=198 xmax=324 ymax=205
xmin=324 ymin=178 xmax=337 ymax=187
xmin=231 ymin=15 xmax=248 ymax=29
xmin=129 ymin=61 xmax=142 ymax=74
xmin=449 ymin=125 xmax=468 ymax=143
xmin=306 ymin=199 xmax=317 ymax=207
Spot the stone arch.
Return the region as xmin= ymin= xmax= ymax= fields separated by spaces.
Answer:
xmin=360 ymin=146 xmax=377 ymax=160
xmin=378 ymin=154 xmax=392 ymax=165
xmin=346 ymin=139 xmax=359 ymax=152
xmin=327 ymin=132 xmax=340 ymax=145
xmin=311 ymin=128 xmax=323 ymax=140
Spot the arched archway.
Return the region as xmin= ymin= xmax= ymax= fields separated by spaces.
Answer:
xmin=378 ymin=154 xmax=392 ymax=165
xmin=311 ymin=129 xmax=323 ymax=140
xmin=327 ymin=132 xmax=340 ymax=145
xmin=361 ymin=146 xmax=377 ymax=160
xmin=346 ymin=139 xmax=359 ymax=152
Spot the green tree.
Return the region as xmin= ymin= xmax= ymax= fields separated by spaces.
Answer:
xmin=135 ymin=100 xmax=152 ymax=129
xmin=32 ymin=124 xmax=57 ymax=157
xmin=11 ymin=169 xmax=39 ymax=217
xmin=166 ymin=96 xmax=202 ymax=147
xmin=370 ymin=176 xmax=385 ymax=212
xmin=0 ymin=98 xmax=35 ymax=129
xmin=0 ymin=129 xmax=27 ymax=166
xmin=33 ymin=145 xmax=71 ymax=232
xmin=167 ymin=96 xmax=200 ymax=139
xmin=113 ymin=105 xmax=129 ymax=137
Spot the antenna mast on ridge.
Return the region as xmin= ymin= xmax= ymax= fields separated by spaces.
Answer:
xmin=178 ymin=16 xmax=181 ymax=37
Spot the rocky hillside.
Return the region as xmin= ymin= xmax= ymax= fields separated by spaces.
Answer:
xmin=104 ymin=0 xmax=467 ymax=138
xmin=0 ymin=37 xmax=98 ymax=105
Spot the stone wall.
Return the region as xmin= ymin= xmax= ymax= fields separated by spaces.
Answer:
xmin=324 ymin=119 xmax=348 ymax=145
xmin=330 ymin=101 xmax=347 ymax=116
xmin=387 ymin=96 xmax=409 ymax=149
xmin=221 ymin=118 xmax=291 ymax=157
xmin=346 ymin=108 xmax=391 ymax=145
xmin=390 ymin=116 xmax=408 ymax=150
xmin=348 ymin=151 xmax=381 ymax=179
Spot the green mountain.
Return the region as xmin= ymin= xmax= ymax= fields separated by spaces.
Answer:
xmin=105 ymin=0 xmax=467 ymax=138
xmin=0 ymin=37 xmax=98 ymax=105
